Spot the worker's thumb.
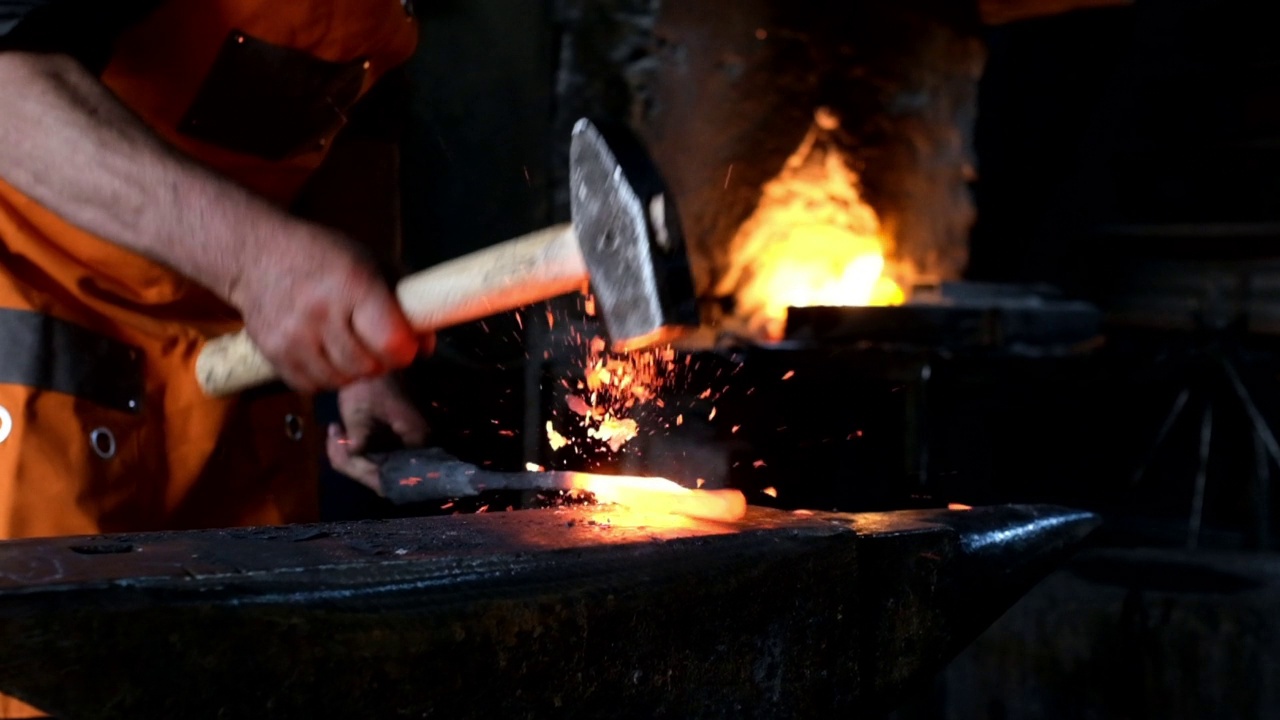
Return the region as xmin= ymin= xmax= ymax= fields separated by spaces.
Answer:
xmin=352 ymin=289 xmax=418 ymax=370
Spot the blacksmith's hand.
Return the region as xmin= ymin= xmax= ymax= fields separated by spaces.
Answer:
xmin=229 ymin=225 xmax=423 ymax=393
xmin=326 ymin=374 xmax=429 ymax=493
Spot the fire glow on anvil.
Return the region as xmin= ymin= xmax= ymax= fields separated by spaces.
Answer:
xmin=0 ymin=504 xmax=1099 ymax=719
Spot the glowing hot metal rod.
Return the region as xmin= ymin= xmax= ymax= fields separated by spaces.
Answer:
xmin=196 ymin=118 xmax=699 ymax=396
xmin=375 ymin=448 xmax=747 ymax=523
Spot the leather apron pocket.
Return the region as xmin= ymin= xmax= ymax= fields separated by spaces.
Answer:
xmin=0 ymin=309 xmax=152 ymax=538
xmin=178 ymin=29 xmax=369 ymax=160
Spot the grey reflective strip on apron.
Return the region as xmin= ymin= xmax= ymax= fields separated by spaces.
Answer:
xmin=0 ymin=308 xmax=144 ymax=414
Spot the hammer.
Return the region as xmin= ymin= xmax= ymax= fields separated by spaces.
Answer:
xmin=196 ymin=119 xmax=699 ymax=397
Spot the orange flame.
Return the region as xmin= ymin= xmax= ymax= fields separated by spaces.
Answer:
xmin=719 ymin=108 xmax=906 ymax=339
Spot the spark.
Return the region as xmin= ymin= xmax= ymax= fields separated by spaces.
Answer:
xmin=587 ymin=416 xmax=639 ymax=453
xmin=567 ymin=395 xmax=593 ymax=416
xmin=547 ymin=422 xmax=570 ymax=451
xmin=762 ymin=486 xmax=778 ymax=498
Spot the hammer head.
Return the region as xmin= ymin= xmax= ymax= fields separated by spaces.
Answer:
xmin=569 ymin=119 xmax=699 ymax=352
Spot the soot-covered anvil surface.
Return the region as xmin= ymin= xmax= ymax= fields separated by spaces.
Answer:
xmin=0 ymin=504 xmax=1097 ymax=719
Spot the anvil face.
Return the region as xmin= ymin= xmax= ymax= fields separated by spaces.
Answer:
xmin=0 ymin=504 xmax=1097 ymax=719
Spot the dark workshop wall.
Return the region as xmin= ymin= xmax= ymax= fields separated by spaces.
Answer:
xmin=896 ymin=2 xmax=1280 ymax=717
xmin=400 ymin=0 xmax=557 ymax=269
xmin=966 ymin=0 xmax=1280 ymax=294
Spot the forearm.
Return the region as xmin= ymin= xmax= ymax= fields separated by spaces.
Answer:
xmin=0 ymin=50 xmax=419 ymax=391
xmin=0 ymin=50 xmax=301 ymax=303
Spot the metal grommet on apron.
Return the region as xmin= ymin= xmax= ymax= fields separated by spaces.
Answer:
xmin=0 ymin=405 xmax=12 ymax=444
xmin=90 ymin=427 xmax=117 ymax=459
xmin=284 ymin=414 xmax=304 ymax=441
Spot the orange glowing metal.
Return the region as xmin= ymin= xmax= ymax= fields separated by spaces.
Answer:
xmin=567 ymin=473 xmax=747 ymax=523
xmin=717 ymin=107 xmax=906 ymax=340
xmin=948 ymin=503 xmax=974 ymax=511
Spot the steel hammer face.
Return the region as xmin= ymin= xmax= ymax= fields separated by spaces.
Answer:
xmin=569 ymin=119 xmax=699 ymax=352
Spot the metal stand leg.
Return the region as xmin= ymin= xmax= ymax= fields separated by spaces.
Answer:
xmin=1187 ymin=403 xmax=1214 ymax=550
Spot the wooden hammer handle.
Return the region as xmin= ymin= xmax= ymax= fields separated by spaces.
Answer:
xmin=196 ymin=223 xmax=585 ymax=397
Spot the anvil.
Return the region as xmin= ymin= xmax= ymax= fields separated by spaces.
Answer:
xmin=0 ymin=504 xmax=1097 ymax=719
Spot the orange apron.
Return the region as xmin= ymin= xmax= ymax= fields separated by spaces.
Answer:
xmin=0 ymin=0 xmax=417 ymax=715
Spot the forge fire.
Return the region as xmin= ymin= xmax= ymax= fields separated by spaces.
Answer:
xmin=718 ymin=108 xmax=908 ymax=339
